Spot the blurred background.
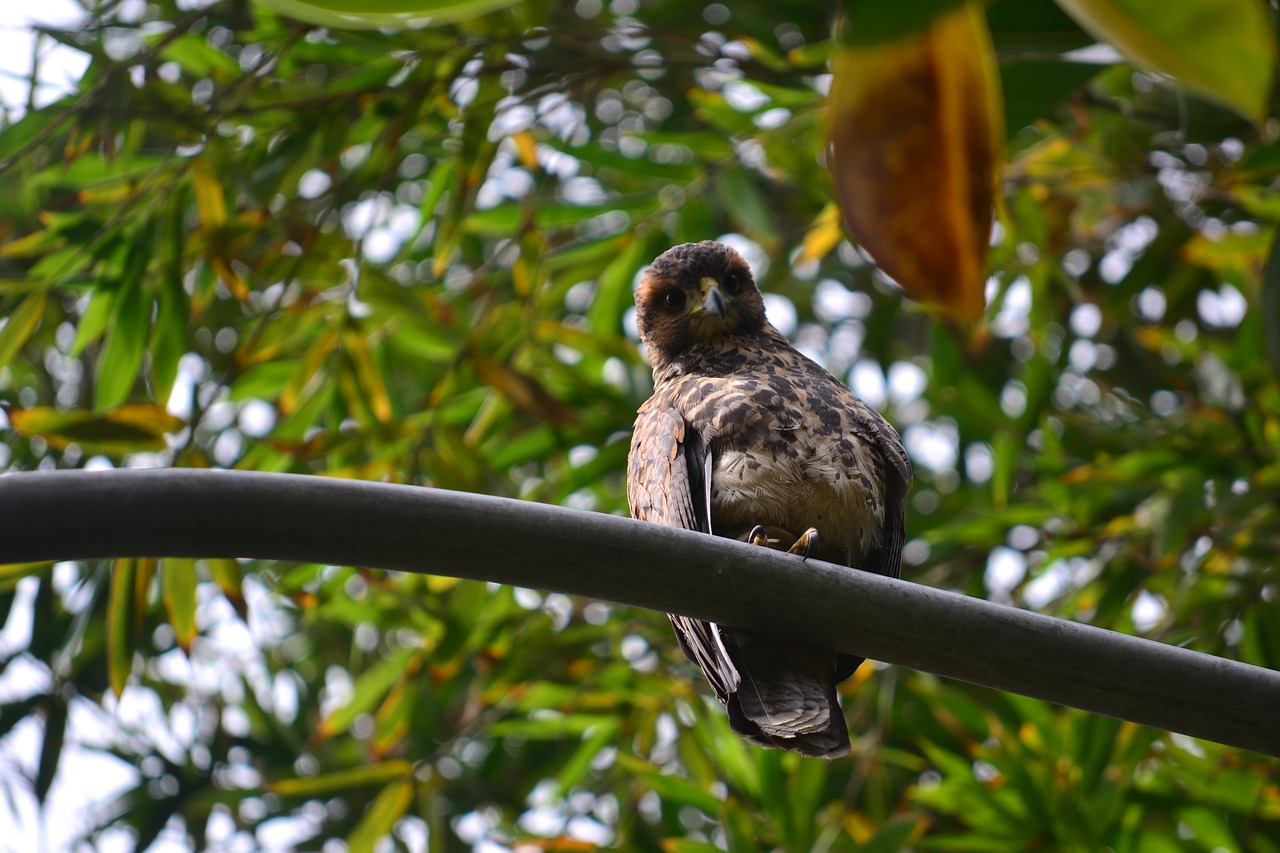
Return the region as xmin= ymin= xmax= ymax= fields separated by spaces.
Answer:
xmin=0 ymin=0 xmax=1278 ymax=850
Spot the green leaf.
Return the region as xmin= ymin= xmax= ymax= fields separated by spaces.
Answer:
xmin=151 ymin=284 xmax=188 ymax=404
xmin=71 ymin=287 xmax=118 ymax=356
xmin=95 ymin=285 xmax=151 ymax=410
xmin=160 ymin=34 xmax=244 ymax=78
xmin=1054 ymin=0 xmax=1276 ymax=124
xmin=346 ymin=779 xmax=414 ymax=853
xmin=318 ymin=646 xmax=420 ymax=738
xmin=107 ymin=557 xmax=138 ymax=698
xmin=841 ymin=0 xmax=968 ymax=46
xmin=715 ymin=170 xmax=779 ymax=243
xmin=587 ymin=234 xmax=648 ymax=336
xmin=614 ymin=754 xmax=722 ymax=816
xmin=1263 ymin=227 xmax=1280 ymax=385
xmin=1000 ymin=61 xmax=1102 ymax=138
xmin=254 ymin=0 xmax=521 ymax=30
xmin=161 ymin=558 xmax=198 ymax=652
xmin=0 ymin=291 xmax=46 ymax=372
xmin=8 ymin=405 xmax=183 ymax=455
xmin=269 ymin=761 xmax=414 ymax=798
xmin=34 ymin=695 xmax=66 ymax=805
xmin=556 ymin=720 xmax=620 ymax=795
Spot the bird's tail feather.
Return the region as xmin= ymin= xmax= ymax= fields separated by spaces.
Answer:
xmin=724 ymin=643 xmax=850 ymax=759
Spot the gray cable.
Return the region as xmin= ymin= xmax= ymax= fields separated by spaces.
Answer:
xmin=2 ymin=468 xmax=1277 ymax=756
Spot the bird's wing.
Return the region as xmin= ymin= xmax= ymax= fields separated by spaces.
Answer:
xmin=838 ymin=404 xmax=911 ymax=684
xmin=627 ymin=403 xmax=740 ymax=699
xmin=871 ymin=422 xmax=912 ymax=580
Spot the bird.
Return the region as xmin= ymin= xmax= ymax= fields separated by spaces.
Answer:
xmin=626 ymin=240 xmax=911 ymax=758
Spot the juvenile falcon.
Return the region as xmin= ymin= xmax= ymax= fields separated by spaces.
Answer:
xmin=626 ymin=241 xmax=911 ymax=758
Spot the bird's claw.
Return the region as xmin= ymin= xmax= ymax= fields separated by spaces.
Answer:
xmin=787 ymin=528 xmax=819 ymax=559
xmin=746 ymin=524 xmax=771 ymax=547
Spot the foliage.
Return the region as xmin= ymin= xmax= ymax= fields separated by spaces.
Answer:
xmin=1 ymin=0 xmax=1279 ymax=850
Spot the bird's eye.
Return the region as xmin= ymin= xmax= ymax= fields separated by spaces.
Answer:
xmin=723 ymin=273 xmax=741 ymax=295
xmin=662 ymin=290 xmax=687 ymax=311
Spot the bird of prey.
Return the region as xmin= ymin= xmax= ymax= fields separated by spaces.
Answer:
xmin=626 ymin=241 xmax=911 ymax=758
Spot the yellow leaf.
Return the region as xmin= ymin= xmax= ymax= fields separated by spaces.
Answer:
xmin=9 ymin=404 xmax=184 ymax=455
xmin=828 ymin=1 xmax=1002 ymax=321
xmin=0 ymin=230 xmax=57 ymax=259
xmin=107 ymin=557 xmax=137 ymax=698
xmin=342 ymin=327 xmax=392 ymax=422
xmin=268 ymin=761 xmax=413 ymax=797
xmin=473 ymin=356 xmax=577 ymax=426
xmin=797 ymin=202 xmax=844 ymax=264
xmin=346 ymin=779 xmax=414 ymax=853
xmin=191 ymin=157 xmax=227 ymax=230
xmin=162 ymin=558 xmax=198 ymax=652
xmin=0 ymin=291 xmax=47 ymax=371
xmin=513 ymin=130 xmax=539 ymax=169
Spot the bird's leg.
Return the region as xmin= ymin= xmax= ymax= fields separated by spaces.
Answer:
xmin=787 ymin=528 xmax=819 ymax=559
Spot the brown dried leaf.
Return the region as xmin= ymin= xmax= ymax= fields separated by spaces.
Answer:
xmin=828 ymin=1 xmax=1002 ymax=321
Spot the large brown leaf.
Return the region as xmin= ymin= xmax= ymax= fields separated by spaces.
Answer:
xmin=828 ymin=1 xmax=1003 ymax=321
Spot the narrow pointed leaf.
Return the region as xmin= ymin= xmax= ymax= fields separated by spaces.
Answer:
xmin=317 ymin=646 xmax=421 ymax=739
xmin=268 ymin=760 xmax=414 ymax=797
xmin=162 ymin=557 xmax=198 ymax=651
xmin=34 ymin=695 xmax=66 ymax=805
xmin=253 ymin=0 xmax=521 ymax=30
xmin=96 ymin=285 xmax=151 ymax=409
xmin=1263 ymin=227 xmax=1280 ymax=384
xmin=472 ymin=357 xmax=577 ymax=426
xmin=346 ymin=778 xmax=414 ymax=853
xmin=107 ymin=557 xmax=138 ymax=698
xmin=0 ymin=291 xmax=47 ymax=371
xmin=9 ymin=404 xmax=183 ymax=455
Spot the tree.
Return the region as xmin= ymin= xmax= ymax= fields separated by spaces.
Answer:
xmin=1 ymin=0 xmax=1278 ymax=850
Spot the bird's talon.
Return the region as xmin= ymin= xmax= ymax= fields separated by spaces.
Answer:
xmin=787 ymin=528 xmax=819 ymax=559
xmin=747 ymin=524 xmax=770 ymax=547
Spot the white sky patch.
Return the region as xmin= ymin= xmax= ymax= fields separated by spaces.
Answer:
xmin=1131 ymin=590 xmax=1167 ymax=633
xmin=985 ymin=546 xmax=1027 ymax=599
xmin=1062 ymin=43 xmax=1125 ymax=64
xmin=762 ymin=293 xmax=796 ymax=336
xmin=848 ymin=359 xmax=886 ymax=409
xmin=0 ymin=2 xmax=89 ymax=118
xmin=991 ymin=276 xmax=1031 ymax=338
xmin=903 ymin=421 xmax=959 ymax=473
xmin=887 ymin=361 xmax=927 ymax=405
xmin=715 ymin=233 xmax=768 ymax=282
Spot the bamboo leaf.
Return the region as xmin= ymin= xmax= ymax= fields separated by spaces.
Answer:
xmin=162 ymin=558 xmax=198 ymax=652
xmin=191 ymin=157 xmax=227 ymax=230
xmin=472 ymin=357 xmax=577 ymax=426
xmin=346 ymin=778 xmax=414 ymax=853
xmin=95 ymin=285 xmax=151 ymax=409
xmin=317 ymin=646 xmax=421 ymax=739
xmin=268 ymin=760 xmax=414 ymax=797
xmin=254 ymin=0 xmax=521 ymax=30
xmin=9 ymin=404 xmax=183 ymax=455
xmin=34 ymin=695 xmax=66 ymax=805
xmin=1261 ymin=226 xmax=1280 ymax=384
xmin=107 ymin=557 xmax=138 ymax=698
xmin=0 ymin=291 xmax=47 ymax=371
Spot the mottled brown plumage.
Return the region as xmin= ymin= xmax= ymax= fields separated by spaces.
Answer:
xmin=626 ymin=241 xmax=911 ymax=758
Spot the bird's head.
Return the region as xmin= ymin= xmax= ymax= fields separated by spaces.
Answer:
xmin=634 ymin=241 xmax=767 ymax=362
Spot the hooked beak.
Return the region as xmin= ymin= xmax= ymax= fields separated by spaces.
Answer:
xmin=700 ymin=276 xmax=726 ymax=318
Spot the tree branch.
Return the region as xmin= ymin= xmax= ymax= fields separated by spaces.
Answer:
xmin=3 ymin=468 xmax=1277 ymax=756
